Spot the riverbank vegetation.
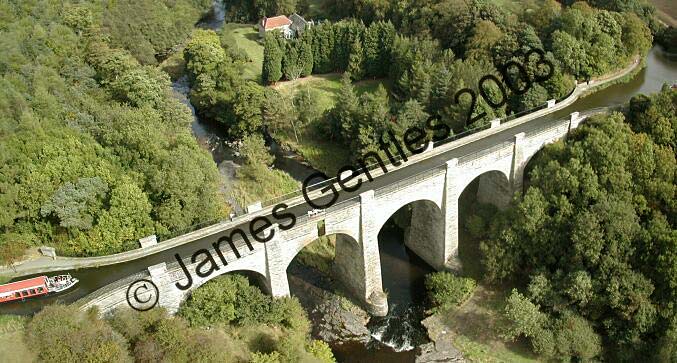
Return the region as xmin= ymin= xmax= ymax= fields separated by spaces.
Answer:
xmin=1 ymin=275 xmax=336 ymax=362
xmin=258 ymin=0 xmax=652 ymax=171
xmin=456 ymin=86 xmax=676 ymax=361
xmin=0 ymin=1 xmax=227 ymax=264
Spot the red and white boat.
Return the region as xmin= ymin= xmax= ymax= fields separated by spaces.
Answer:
xmin=0 ymin=274 xmax=78 ymax=303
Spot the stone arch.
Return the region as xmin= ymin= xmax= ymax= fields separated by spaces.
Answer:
xmin=189 ymin=268 xmax=269 ymax=293
xmin=460 ymin=169 xmax=512 ymax=210
xmin=283 ymin=230 xmax=360 ymax=272
xmin=373 ymin=198 xmax=442 ymax=236
xmin=379 ymin=199 xmax=445 ymax=273
xmin=455 ymin=169 xmax=512 ymax=276
xmin=283 ymin=232 xmax=365 ymax=307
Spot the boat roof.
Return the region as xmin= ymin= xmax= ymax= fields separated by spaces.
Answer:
xmin=0 ymin=276 xmax=47 ymax=293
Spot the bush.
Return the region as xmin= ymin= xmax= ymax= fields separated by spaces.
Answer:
xmin=501 ymin=289 xmax=549 ymax=340
xmin=179 ymin=274 xmax=311 ymax=331
xmin=251 ymin=351 xmax=282 ymax=363
xmin=25 ymin=305 xmax=132 ymax=362
xmin=306 ymin=340 xmax=336 ymax=363
xmin=425 ymin=272 xmax=476 ymax=312
xmin=553 ymin=312 xmax=602 ymax=361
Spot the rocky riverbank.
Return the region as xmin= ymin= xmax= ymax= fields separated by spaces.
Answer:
xmin=288 ymin=274 xmax=372 ymax=346
xmin=416 ymin=314 xmax=466 ymax=363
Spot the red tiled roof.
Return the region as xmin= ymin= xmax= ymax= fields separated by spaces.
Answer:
xmin=0 ymin=276 xmax=48 ymax=293
xmin=263 ymin=15 xmax=292 ymax=29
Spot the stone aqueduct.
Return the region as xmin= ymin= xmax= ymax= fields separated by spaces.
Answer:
xmin=81 ymin=111 xmax=590 ymax=316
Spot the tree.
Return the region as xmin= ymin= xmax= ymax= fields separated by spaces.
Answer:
xmin=346 ymin=39 xmax=365 ymax=80
xmin=26 ymin=305 xmax=132 ymax=362
xmin=395 ymin=99 xmax=429 ymax=135
xmin=481 ymin=100 xmax=677 ymax=358
xmin=239 ymin=134 xmax=274 ymax=167
xmin=40 ymin=177 xmax=109 ymax=230
xmin=465 ymin=20 xmax=503 ymax=61
xmin=231 ymin=81 xmax=266 ymax=137
xmin=263 ymin=32 xmax=283 ymax=84
xmin=298 ymin=35 xmax=314 ymax=77
xmin=263 ymin=89 xmax=296 ymax=134
xmin=295 ymin=86 xmax=321 ymax=126
xmin=282 ymin=43 xmax=302 ymax=81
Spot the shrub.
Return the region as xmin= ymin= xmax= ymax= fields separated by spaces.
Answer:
xmin=501 ymin=289 xmax=549 ymax=340
xmin=553 ymin=312 xmax=602 ymax=361
xmin=306 ymin=340 xmax=336 ymax=363
xmin=251 ymin=351 xmax=282 ymax=363
xmin=25 ymin=305 xmax=131 ymax=363
xmin=425 ymin=272 xmax=476 ymax=312
xmin=179 ymin=274 xmax=311 ymax=331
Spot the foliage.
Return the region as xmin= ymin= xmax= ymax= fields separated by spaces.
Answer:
xmin=231 ymin=134 xmax=299 ymax=207
xmin=481 ymin=87 xmax=677 ymax=360
xmin=656 ymin=26 xmax=677 ymax=53
xmin=179 ymin=274 xmax=309 ymax=330
xmin=627 ymin=85 xmax=677 ymax=149
xmin=185 ymin=29 xmax=268 ymax=138
xmin=220 ymin=0 xmax=297 ymax=23
xmin=296 ymin=235 xmax=336 ymax=275
xmin=102 ymin=0 xmax=212 ymax=64
xmin=25 ymin=305 xmax=132 ymax=362
xmin=306 ymin=339 xmax=336 ymax=363
xmin=425 ymin=272 xmax=476 ymax=312
xmin=262 ymin=20 xmax=395 ymax=82
xmin=502 ymin=290 xmax=602 ymax=361
xmin=550 ymin=5 xmax=651 ymax=79
xmin=0 ymin=2 xmax=225 ymax=260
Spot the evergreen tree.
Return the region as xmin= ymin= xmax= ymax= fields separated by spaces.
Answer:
xmin=299 ymin=36 xmax=314 ymax=77
xmin=262 ymin=32 xmax=283 ymax=84
xmin=347 ymin=39 xmax=365 ymax=80
xmin=282 ymin=42 xmax=302 ymax=81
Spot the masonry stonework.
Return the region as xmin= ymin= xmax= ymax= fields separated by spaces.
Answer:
xmin=79 ymin=112 xmax=588 ymax=318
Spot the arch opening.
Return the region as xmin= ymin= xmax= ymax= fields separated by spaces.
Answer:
xmin=190 ymin=269 xmax=269 ymax=295
xmin=458 ymin=170 xmax=511 ymax=278
xmin=285 ymin=232 xmax=363 ymax=311
xmin=370 ymin=200 xmax=440 ymax=352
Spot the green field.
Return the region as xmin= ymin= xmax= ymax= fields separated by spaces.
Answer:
xmin=222 ymin=23 xmax=264 ymax=82
xmin=271 ymin=74 xmax=390 ymax=174
xmin=0 ymin=315 xmax=32 ymax=362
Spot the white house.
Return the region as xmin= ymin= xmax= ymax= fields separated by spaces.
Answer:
xmin=259 ymin=15 xmax=293 ymax=39
xmin=259 ymin=14 xmax=313 ymax=39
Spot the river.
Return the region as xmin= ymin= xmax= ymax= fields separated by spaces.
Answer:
xmin=1 ymin=2 xmax=675 ymax=361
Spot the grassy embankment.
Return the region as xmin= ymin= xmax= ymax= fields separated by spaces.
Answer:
xmin=272 ymin=75 xmax=389 ymax=175
xmin=219 ymin=24 xmax=388 ymax=175
xmin=650 ymin=0 xmax=677 ymax=26
xmin=0 ymin=315 xmax=33 ymax=362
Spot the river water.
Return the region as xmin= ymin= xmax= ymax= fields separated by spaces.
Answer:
xmin=1 ymin=2 xmax=675 ymax=360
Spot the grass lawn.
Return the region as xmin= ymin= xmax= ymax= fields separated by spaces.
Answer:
xmin=0 ymin=315 xmax=33 ymax=361
xmin=271 ymin=74 xmax=390 ymax=174
xmin=221 ymin=23 xmax=264 ymax=82
xmin=433 ymin=286 xmax=542 ymax=363
xmin=273 ymin=73 xmax=389 ymax=112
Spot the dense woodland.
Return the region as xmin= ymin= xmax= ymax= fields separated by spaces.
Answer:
xmin=19 ymin=275 xmax=334 ymax=362
xmin=469 ymin=86 xmax=676 ymax=361
xmin=257 ymin=0 xmax=652 ymax=163
xmin=0 ymin=1 xmax=225 ymax=262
